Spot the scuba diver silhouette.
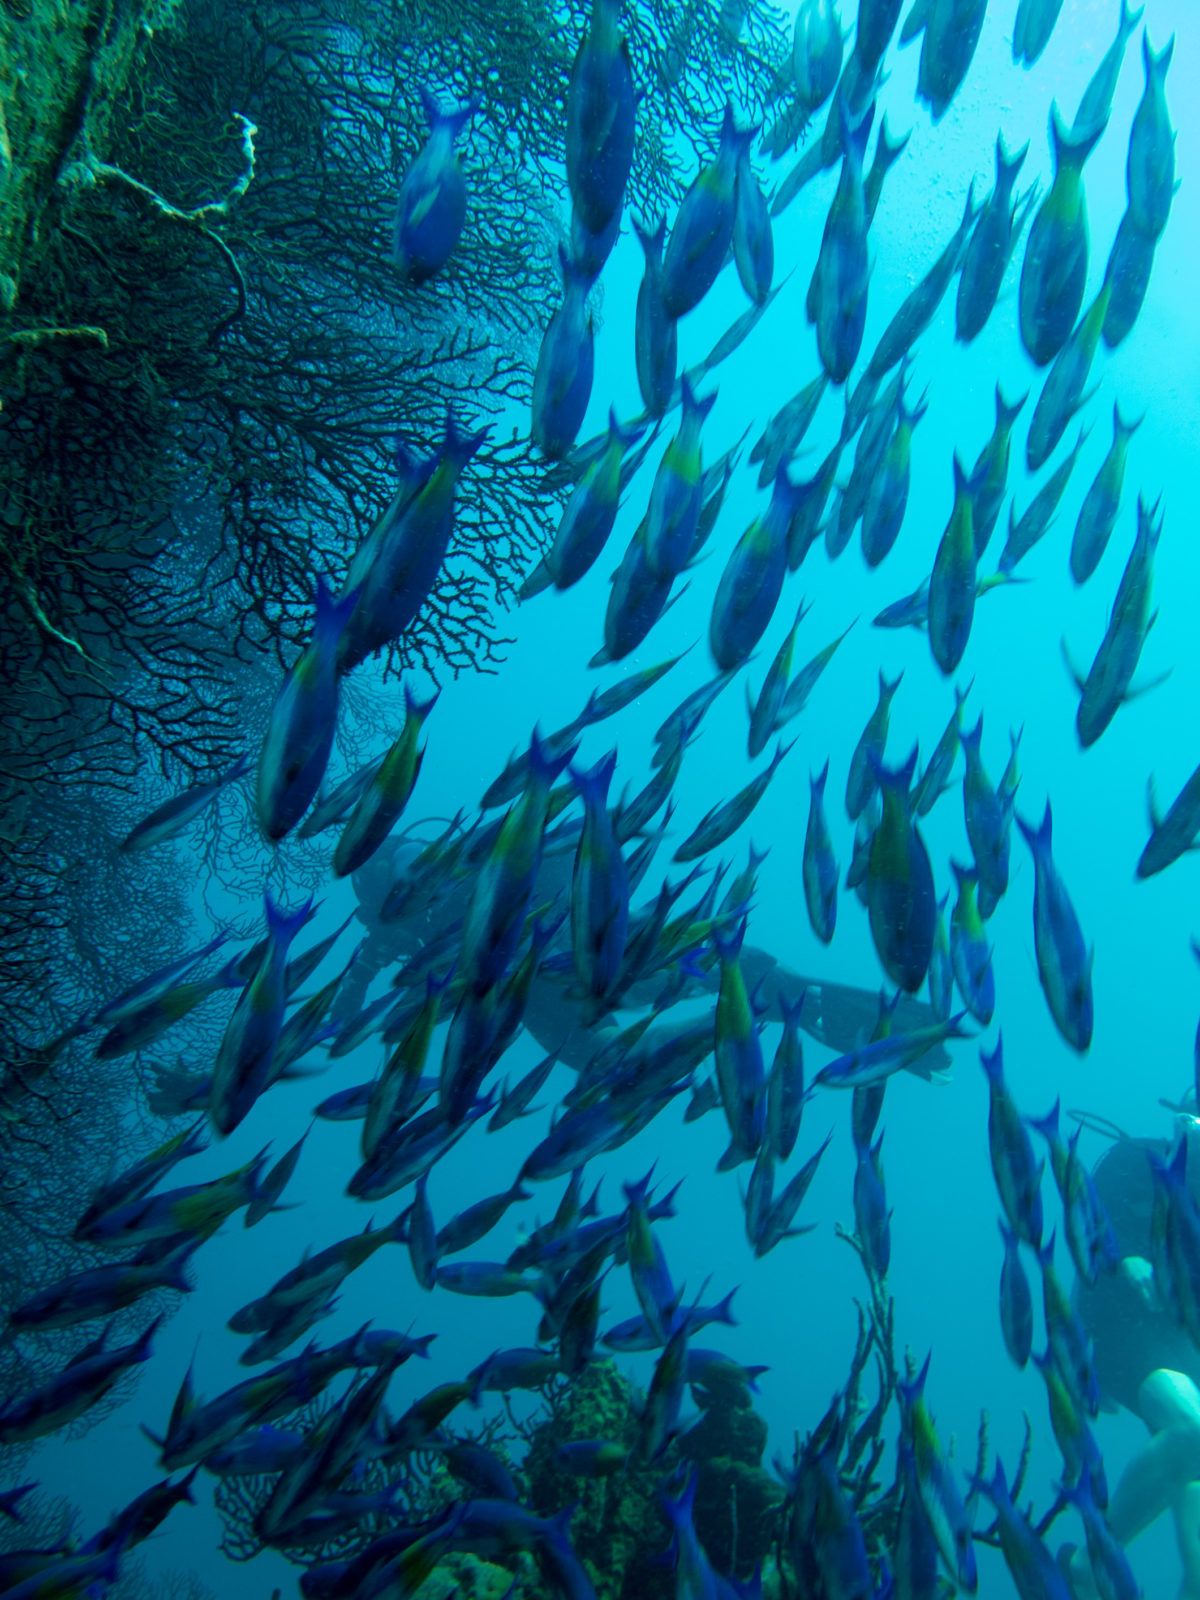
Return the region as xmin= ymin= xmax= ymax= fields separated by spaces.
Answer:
xmin=1073 ymin=1101 xmax=1200 ymax=1414
xmin=1064 ymin=1100 xmax=1200 ymax=1600
xmin=335 ymin=828 xmax=952 ymax=1073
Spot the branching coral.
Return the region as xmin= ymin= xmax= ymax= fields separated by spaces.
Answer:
xmin=0 ymin=0 xmax=568 ymax=1172
xmin=0 ymin=0 xmax=793 ymax=1501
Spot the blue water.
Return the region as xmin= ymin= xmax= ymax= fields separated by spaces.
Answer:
xmin=16 ymin=0 xmax=1200 ymax=1594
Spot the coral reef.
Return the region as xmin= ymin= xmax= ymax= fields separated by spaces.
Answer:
xmin=523 ymin=1361 xmax=671 ymax=1600
xmin=212 ymin=1354 xmax=788 ymax=1597
xmin=415 ymin=1552 xmax=528 ymax=1600
xmin=679 ymin=1364 xmax=783 ymax=1577
xmin=521 ymin=1356 xmax=784 ymax=1597
xmin=0 ymin=0 xmax=180 ymax=312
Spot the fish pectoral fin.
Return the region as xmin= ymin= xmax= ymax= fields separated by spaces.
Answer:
xmin=1126 ymin=664 xmax=1173 ymax=701
xmin=1059 ymin=636 xmax=1087 ymax=694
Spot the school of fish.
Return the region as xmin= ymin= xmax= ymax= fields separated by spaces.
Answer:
xmin=5 ymin=1 xmax=1195 ymax=1598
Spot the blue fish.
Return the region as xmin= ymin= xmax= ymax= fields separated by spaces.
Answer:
xmin=999 ymin=1219 xmax=1033 ymax=1369
xmin=1071 ymin=402 xmax=1141 ymax=584
xmin=570 ymin=200 xmax=622 ymax=285
xmin=436 ymin=1175 xmax=530 ymax=1253
xmin=733 ymin=147 xmax=774 ymax=304
xmin=0 ymin=1315 xmax=161 ymax=1445
xmin=973 ymin=1458 xmax=1072 ymax=1599
xmin=119 ymin=755 xmax=251 ymax=853
xmin=1036 ymin=1230 xmax=1101 ymax=1415
xmin=76 ymin=1121 xmax=208 ymax=1237
xmin=532 ymin=246 xmax=595 ymax=460
xmin=206 ymin=1424 xmax=304 ymax=1478
xmin=981 ymin=1036 xmax=1044 ymax=1249
xmin=709 ymin=462 xmax=802 ymax=670
xmin=570 ymin=750 xmax=630 ymax=1003
xmin=435 ymin=1261 xmax=536 ymax=1297
xmin=623 ymin=1173 xmax=679 ymax=1343
xmin=956 ymin=134 xmax=1031 ymax=344
xmin=915 ymin=0 xmax=988 ymax=122
xmin=898 ymin=1355 xmax=978 ymax=1593
xmin=866 ymin=748 xmax=936 ymax=994
xmin=407 ymin=1171 xmax=438 ymax=1291
xmin=748 ymin=598 xmax=812 ymax=758
xmin=525 ymin=408 xmax=643 ymax=594
xmin=861 ymin=387 xmax=927 ymax=568
xmin=755 ymin=1185 xmax=821 ymax=1272
xmin=766 ymin=993 xmax=807 ymax=1162
xmin=256 ymin=580 xmax=357 ymax=841
xmin=949 ymin=861 xmax=994 ymax=1024
xmin=603 ymin=1286 xmax=737 ymax=1353
xmin=593 ymin=515 xmax=687 ymax=668
xmin=635 ymin=1314 xmax=690 ymax=1462
xmin=1066 ymin=491 xmax=1167 ymax=749
xmin=566 ymin=0 xmax=636 ymax=236
xmin=855 ymin=0 xmax=903 ymax=78
xmin=803 ymin=760 xmax=839 ymax=944
xmin=662 ymin=1468 xmax=742 ymax=1598
xmin=556 ymin=1439 xmax=628 ymax=1477
xmin=1017 ymin=801 xmax=1094 ymax=1052
xmin=645 ymin=377 xmax=718 ymax=580
xmin=793 ymin=0 xmax=844 ymax=116
xmin=1147 ymin=1142 xmax=1200 ymax=1340
xmin=788 ymin=439 xmax=845 ymax=569
xmin=1138 ymin=761 xmax=1200 ymax=880
xmin=340 ymin=413 xmax=488 ymax=670
xmin=893 ymin=1437 xmax=941 ymax=1600
xmin=846 ymin=668 xmax=902 ymax=820
xmin=713 ymin=917 xmax=766 ymax=1166
xmin=927 ymin=455 xmax=978 ymax=675
xmin=633 ymin=216 xmax=677 ymax=417
xmin=460 ymin=731 xmax=576 ymax=997
xmin=960 ymin=716 xmax=1010 ymax=916
xmin=1013 ymin=0 xmax=1065 ymax=67
xmin=521 ymin=1090 xmax=673 ymax=1183
xmin=968 ymin=386 xmax=1027 ymax=558
xmin=333 ymin=686 xmax=436 ymax=877
xmin=928 ymin=892 xmax=952 ymax=1020
xmin=1019 ymin=107 xmax=1103 ymax=366
xmin=8 ymin=1241 xmax=195 ymax=1332
xmin=813 ymin=1012 xmax=968 ymax=1091
xmin=1073 ymin=0 xmax=1143 ymax=138
xmin=912 ymin=679 xmax=971 ymax=818
xmin=808 ymin=95 xmax=871 ymax=383
xmin=662 ymin=103 xmax=755 ymax=318
xmin=1126 ymin=32 xmax=1176 ymax=241
xmin=1061 ymin=1474 xmax=1138 ymax=1599
xmin=804 ymin=1433 xmax=877 ymax=1600
xmin=392 ymin=88 xmax=478 ymax=282
xmin=1026 ymin=284 xmax=1110 ymax=472
xmin=1044 ymin=1116 xmax=1118 ymax=1287
xmin=1102 ymin=205 xmax=1157 ymax=350
xmin=1032 ymin=1347 xmax=1108 ymax=1508
xmin=210 ymin=895 xmax=313 ymax=1136
xmin=853 ymin=1127 xmax=890 ymax=1281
